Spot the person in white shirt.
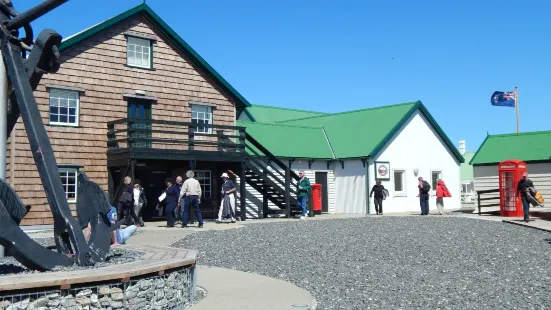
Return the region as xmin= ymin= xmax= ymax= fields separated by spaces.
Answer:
xmin=179 ymin=170 xmax=204 ymax=228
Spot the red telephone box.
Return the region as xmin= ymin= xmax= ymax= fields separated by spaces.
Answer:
xmin=498 ymin=159 xmax=527 ymax=217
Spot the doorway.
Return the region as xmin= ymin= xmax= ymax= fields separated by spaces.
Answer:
xmin=315 ymin=172 xmax=329 ymax=213
xmin=127 ymin=99 xmax=152 ymax=148
xmin=135 ymin=169 xmax=167 ymax=221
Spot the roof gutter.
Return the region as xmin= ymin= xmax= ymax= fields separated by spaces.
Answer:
xmin=322 ymin=127 xmax=337 ymax=160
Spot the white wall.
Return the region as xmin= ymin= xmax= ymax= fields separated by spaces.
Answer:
xmin=334 ymin=160 xmax=367 ymax=213
xmin=290 ymin=160 xmax=337 ymax=213
xmin=370 ymin=111 xmax=461 ymax=214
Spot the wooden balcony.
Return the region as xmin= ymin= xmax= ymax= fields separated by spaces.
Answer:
xmin=106 ymin=118 xmax=246 ymax=166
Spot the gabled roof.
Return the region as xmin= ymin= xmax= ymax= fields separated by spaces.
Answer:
xmin=237 ymin=121 xmax=334 ymax=159
xmin=59 ymin=3 xmax=251 ymax=108
xmin=276 ymin=101 xmax=464 ymax=162
xmin=470 ymin=131 xmax=551 ymax=165
xmin=240 ymin=101 xmax=464 ymax=162
xmin=242 ymin=105 xmax=328 ymax=123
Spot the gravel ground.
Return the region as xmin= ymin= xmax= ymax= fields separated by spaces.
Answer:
xmin=0 ymin=237 xmax=143 ymax=276
xmin=173 ymin=216 xmax=551 ymax=310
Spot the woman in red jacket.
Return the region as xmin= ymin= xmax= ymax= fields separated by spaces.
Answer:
xmin=436 ymin=179 xmax=452 ymax=215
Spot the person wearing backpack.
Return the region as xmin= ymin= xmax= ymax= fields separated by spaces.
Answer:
xmin=417 ymin=177 xmax=431 ymax=215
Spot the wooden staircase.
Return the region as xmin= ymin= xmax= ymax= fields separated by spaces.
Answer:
xmin=244 ymin=135 xmax=301 ymax=217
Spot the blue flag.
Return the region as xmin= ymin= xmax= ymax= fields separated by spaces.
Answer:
xmin=491 ymin=91 xmax=516 ymax=107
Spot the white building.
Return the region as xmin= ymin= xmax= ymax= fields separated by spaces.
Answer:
xmin=237 ymin=101 xmax=464 ymax=216
xmin=470 ymin=130 xmax=551 ymax=210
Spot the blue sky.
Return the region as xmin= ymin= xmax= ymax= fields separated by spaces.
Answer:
xmin=19 ymin=0 xmax=551 ymax=153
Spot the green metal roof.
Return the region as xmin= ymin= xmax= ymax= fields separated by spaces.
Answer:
xmin=460 ymin=152 xmax=475 ymax=181
xmin=470 ymin=130 xmax=551 ymax=165
xmin=241 ymin=101 xmax=464 ymax=162
xmin=59 ymin=3 xmax=251 ymax=108
xmin=277 ymin=101 xmax=464 ymax=162
xmin=237 ymin=121 xmax=334 ymax=159
xmin=243 ymin=105 xmax=327 ymax=123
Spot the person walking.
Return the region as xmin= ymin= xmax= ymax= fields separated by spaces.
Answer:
xmin=132 ymin=179 xmax=147 ymax=226
xmin=175 ymin=176 xmax=183 ymax=224
xmin=164 ymin=178 xmax=179 ymax=228
xmin=297 ymin=170 xmax=311 ymax=220
xmin=217 ymin=172 xmax=237 ymax=223
xmin=179 ymin=170 xmax=204 ymax=228
xmin=118 ymin=176 xmax=140 ymax=226
xmin=370 ymin=180 xmax=386 ymax=215
xmin=435 ymin=179 xmax=452 ymax=215
xmin=417 ymin=177 xmax=431 ymax=215
xmin=517 ymin=172 xmax=535 ymax=222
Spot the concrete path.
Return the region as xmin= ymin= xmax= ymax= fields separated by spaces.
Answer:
xmin=189 ymin=266 xmax=313 ymax=310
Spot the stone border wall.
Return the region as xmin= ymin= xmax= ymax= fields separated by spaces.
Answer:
xmin=0 ymin=266 xmax=196 ymax=310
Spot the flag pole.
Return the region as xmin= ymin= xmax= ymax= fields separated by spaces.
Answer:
xmin=515 ymin=86 xmax=519 ymax=133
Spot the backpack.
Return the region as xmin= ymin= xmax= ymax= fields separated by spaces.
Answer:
xmin=422 ymin=181 xmax=431 ymax=192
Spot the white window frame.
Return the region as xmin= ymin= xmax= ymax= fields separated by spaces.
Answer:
xmin=392 ymin=169 xmax=407 ymax=197
xmin=430 ymin=170 xmax=443 ymax=194
xmin=49 ymin=88 xmax=80 ymax=126
xmin=126 ymin=36 xmax=152 ymax=69
xmin=191 ymin=105 xmax=213 ymax=134
xmin=195 ymin=170 xmax=212 ymax=198
xmin=59 ymin=167 xmax=79 ymax=203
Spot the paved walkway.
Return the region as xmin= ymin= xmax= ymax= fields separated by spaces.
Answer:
xmin=190 ymin=266 xmax=313 ymax=310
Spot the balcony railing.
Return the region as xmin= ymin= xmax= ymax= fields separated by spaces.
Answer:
xmin=107 ymin=118 xmax=246 ymax=155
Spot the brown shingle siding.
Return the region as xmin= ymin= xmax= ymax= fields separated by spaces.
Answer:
xmin=13 ymin=15 xmax=236 ymax=225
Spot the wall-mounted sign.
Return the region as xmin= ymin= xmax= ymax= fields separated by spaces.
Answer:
xmin=374 ymin=161 xmax=390 ymax=180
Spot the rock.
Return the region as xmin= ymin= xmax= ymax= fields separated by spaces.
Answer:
xmin=75 ymin=297 xmax=90 ymax=306
xmin=98 ymin=287 xmax=110 ymax=295
xmin=46 ymin=299 xmax=60 ymax=308
xmin=139 ymin=279 xmax=151 ymax=289
xmin=110 ymin=293 xmax=123 ymax=301
xmin=110 ymin=301 xmax=123 ymax=309
xmin=99 ymin=296 xmax=111 ymax=307
xmin=29 ymin=297 xmax=48 ymax=309
xmin=109 ymin=287 xmax=123 ymax=294
xmin=76 ymin=289 xmax=92 ymax=298
xmin=0 ymin=301 xmax=11 ymax=308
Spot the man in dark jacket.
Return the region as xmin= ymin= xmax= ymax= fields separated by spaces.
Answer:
xmin=418 ymin=177 xmax=431 ymax=215
xmin=370 ymin=180 xmax=386 ymax=215
xmin=517 ymin=172 xmax=534 ymax=222
xmin=164 ymin=178 xmax=180 ymax=228
xmin=297 ymin=170 xmax=311 ymax=220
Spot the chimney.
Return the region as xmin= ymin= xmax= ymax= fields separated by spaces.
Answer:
xmin=458 ymin=140 xmax=466 ymax=155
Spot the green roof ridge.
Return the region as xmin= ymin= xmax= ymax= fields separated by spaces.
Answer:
xmin=275 ymin=101 xmax=419 ymax=124
xmin=484 ymin=130 xmax=551 ymax=138
xmin=249 ymin=104 xmax=327 ymax=114
xmin=237 ymin=120 xmax=321 ymax=129
xmin=59 ymin=3 xmax=251 ymax=108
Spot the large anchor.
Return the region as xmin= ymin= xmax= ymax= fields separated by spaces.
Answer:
xmin=0 ymin=0 xmax=114 ymax=271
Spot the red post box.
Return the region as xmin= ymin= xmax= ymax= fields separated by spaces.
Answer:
xmin=311 ymin=184 xmax=322 ymax=214
xmin=499 ymin=159 xmax=527 ymax=217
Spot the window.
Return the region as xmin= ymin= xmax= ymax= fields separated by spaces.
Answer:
xmin=191 ymin=105 xmax=213 ymax=134
xmin=431 ymin=170 xmax=442 ymax=190
xmin=49 ymin=89 xmax=79 ymax=126
xmin=393 ymin=169 xmax=406 ymax=196
xmin=59 ymin=167 xmax=78 ymax=203
xmin=127 ymin=36 xmax=151 ymax=69
xmin=195 ymin=170 xmax=211 ymax=198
